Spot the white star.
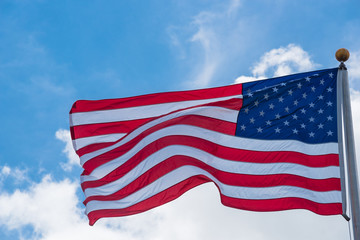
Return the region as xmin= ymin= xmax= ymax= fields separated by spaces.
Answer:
xmin=275 ymin=113 xmax=281 ymax=119
xmin=275 ymin=127 xmax=281 ymax=133
xmin=318 ymin=109 xmax=324 ymax=114
xmin=288 ymin=89 xmax=293 ymax=95
xmin=318 ymin=123 xmax=324 ymax=129
xmin=327 ymin=130 xmax=334 ymax=136
xmin=264 ymin=93 xmax=269 ymax=100
xmin=244 ymin=108 xmax=249 ymax=114
xmin=309 ymin=117 xmax=315 ymax=122
xmin=318 ymin=95 xmax=324 ymax=100
xmin=294 ymin=100 xmax=299 ymax=106
xmin=285 ymin=107 xmax=290 ymax=113
xmin=327 ymin=101 xmax=333 ymax=107
xmin=250 ymin=118 xmax=255 ymax=124
xmin=309 ymin=132 xmax=315 ymax=137
xmin=292 ymin=114 xmax=298 ymax=120
xmin=279 ymin=96 xmax=284 ymax=102
xmin=300 ymin=123 xmax=306 ymax=129
xmin=269 ymin=103 xmax=275 ymax=109
xmin=240 ymin=125 xmax=246 ymax=131
xmin=266 ymin=120 xmax=272 ymax=125
xmin=259 ymin=110 xmax=265 ymax=117
xmin=302 ymin=93 xmax=307 ymax=99
xmin=329 ymin=72 xmax=334 ymax=78
xmin=327 ymin=87 xmax=333 ymax=92
xmin=305 ymin=77 xmax=311 ymax=82
xmin=257 ymin=127 xmax=263 ymax=133
xmin=273 ymin=87 xmax=279 ymax=92
xmin=247 ymin=92 xmax=253 ymax=97
xmin=320 ymin=79 xmax=325 ymax=85
xmin=297 ymin=83 xmax=302 ymax=89
xmin=281 ymin=82 xmax=286 ymax=86
xmin=310 ymin=102 xmax=315 ymax=108
xmin=301 ymin=108 xmax=306 ymax=114
xmin=327 ymin=115 xmax=333 ymax=121
xmin=284 ymin=120 xmax=290 ymax=126
xmin=311 ymin=86 xmax=316 ymax=92
xmin=293 ymin=128 xmax=299 ymax=134
xmin=254 ymin=100 xmax=259 ymax=106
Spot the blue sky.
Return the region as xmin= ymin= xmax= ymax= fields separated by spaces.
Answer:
xmin=1 ymin=0 xmax=360 ymax=239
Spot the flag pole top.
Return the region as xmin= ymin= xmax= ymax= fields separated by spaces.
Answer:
xmin=336 ymin=48 xmax=350 ymax=70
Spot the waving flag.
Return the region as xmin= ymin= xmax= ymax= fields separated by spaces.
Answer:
xmin=70 ymin=68 xmax=342 ymax=225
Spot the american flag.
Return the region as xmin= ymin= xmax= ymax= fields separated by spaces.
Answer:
xmin=70 ymin=68 xmax=342 ymax=225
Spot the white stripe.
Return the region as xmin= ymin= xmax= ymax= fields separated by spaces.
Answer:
xmin=80 ymin=124 xmax=339 ymax=168
xmin=70 ymin=94 xmax=243 ymax=126
xmin=73 ymin=133 xmax=127 ymax=150
xmin=81 ymin=142 xmax=339 ymax=182
xmin=85 ymin=165 xmax=342 ymax=214
xmin=83 ymin=144 xmax=340 ymax=198
xmin=79 ymin=105 xmax=240 ymax=164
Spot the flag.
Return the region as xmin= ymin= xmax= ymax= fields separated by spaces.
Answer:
xmin=70 ymin=68 xmax=342 ymax=225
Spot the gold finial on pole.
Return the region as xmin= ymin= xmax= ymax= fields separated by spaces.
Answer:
xmin=336 ymin=48 xmax=350 ymax=62
xmin=336 ymin=48 xmax=350 ymax=69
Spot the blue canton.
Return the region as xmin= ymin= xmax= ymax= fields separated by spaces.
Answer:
xmin=235 ymin=68 xmax=338 ymax=144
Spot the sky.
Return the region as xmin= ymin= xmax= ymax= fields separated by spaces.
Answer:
xmin=0 ymin=0 xmax=360 ymax=239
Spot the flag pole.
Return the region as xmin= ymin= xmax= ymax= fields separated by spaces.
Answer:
xmin=336 ymin=48 xmax=360 ymax=240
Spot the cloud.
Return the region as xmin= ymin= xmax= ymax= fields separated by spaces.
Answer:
xmin=187 ymin=11 xmax=226 ymax=88
xmin=226 ymin=0 xmax=242 ymax=16
xmin=350 ymin=89 xmax=360 ymax=175
xmin=170 ymin=0 xmax=245 ymax=88
xmin=0 ymin=165 xmax=28 ymax=185
xmin=348 ymin=50 xmax=360 ymax=89
xmin=0 ymin=175 xmax=144 ymax=240
xmin=235 ymin=44 xmax=317 ymax=83
xmin=1 ymin=166 xmax=11 ymax=177
xmin=0 ymin=175 xmax=348 ymax=240
xmin=252 ymin=43 xmax=317 ymax=77
xmin=55 ymin=129 xmax=80 ymax=171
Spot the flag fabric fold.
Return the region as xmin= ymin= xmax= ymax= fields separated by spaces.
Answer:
xmin=70 ymin=68 xmax=342 ymax=225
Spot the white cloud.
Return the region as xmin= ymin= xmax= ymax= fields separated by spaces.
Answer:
xmin=350 ymin=89 xmax=360 ymax=176
xmin=172 ymin=0 xmax=245 ymax=88
xmin=0 ymin=165 xmax=28 ymax=185
xmin=348 ymin=50 xmax=360 ymax=89
xmin=253 ymin=43 xmax=316 ymax=77
xmin=226 ymin=0 xmax=242 ymax=16
xmin=1 ymin=166 xmax=11 ymax=177
xmin=55 ymin=129 xmax=80 ymax=171
xmin=235 ymin=44 xmax=317 ymax=84
xmin=0 ymin=175 xmax=349 ymax=240
xmin=188 ymin=11 xmax=225 ymax=88
xmin=0 ymin=175 xmax=143 ymax=240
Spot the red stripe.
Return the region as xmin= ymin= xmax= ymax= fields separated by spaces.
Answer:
xmin=221 ymin=195 xmax=342 ymax=215
xmin=87 ymin=176 xmax=210 ymax=226
xmin=83 ymin=155 xmax=341 ymax=205
xmin=73 ymin=98 xmax=242 ymax=157
xmin=81 ymin=134 xmax=339 ymax=178
xmin=76 ymin=142 xmax=115 ymax=157
xmin=81 ymin=114 xmax=237 ymax=172
xmin=70 ymin=118 xmax=151 ymax=140
xmin=76 ymin=115 xmax=236 ymax=159
xmin=70 ymin=83 xmax=243 ymax=113
xmin=71 ymin=97 xmax=242 ymax=143
xmin=74 ymin=98 xmax=242 ymax=156
xmin=86 ymin=175 xmax=341 ymax=226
